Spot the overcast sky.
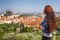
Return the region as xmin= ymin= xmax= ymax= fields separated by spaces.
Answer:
xmin=0 ymin=0 xmax=60 ymax=13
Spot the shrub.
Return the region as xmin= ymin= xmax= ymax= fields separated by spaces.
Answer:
xmin=2 ymin=32 xmax=42 ymax=40
xmin=56 ymin=18 xmax=60 ymax=31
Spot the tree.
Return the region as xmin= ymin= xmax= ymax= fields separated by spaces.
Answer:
xmin=56 ymin=18 xmax=60 ymax=31
xmin=20 ymin=21 xmax=25 ymax=33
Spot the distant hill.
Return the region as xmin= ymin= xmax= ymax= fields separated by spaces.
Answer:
xmin=55 ymin=12 xmax=60 ymax=14
xmin=55 ymin=12 xmax=60 ymax=17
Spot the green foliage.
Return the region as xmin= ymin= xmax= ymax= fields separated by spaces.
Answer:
xmin=0 ymin=23 xmax=20 ymax=39
xmin=56 ymin=18 xmax=60 ymax=31
xmin=2 ymin=33 xmax=42 ymax=40
xmin=56 ymin=35 xmax=60 ymax=40
xmin=19 ymin=22 xmax=25 ymax=33
xmin=25 ymin=27 xmax=33 ymax=32
xmin=0 ymin=22 xmax=42 ymax=40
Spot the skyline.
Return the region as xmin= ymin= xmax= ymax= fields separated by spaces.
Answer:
xmin=0 ymin=0 xmax=60 ymax=13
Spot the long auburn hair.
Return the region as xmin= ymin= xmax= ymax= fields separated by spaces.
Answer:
xmin=44 ymin=5 xmax=56 ymax=32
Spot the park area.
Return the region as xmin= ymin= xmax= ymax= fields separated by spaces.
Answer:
xmin=0 ymin=17 xmax=60 ymax=40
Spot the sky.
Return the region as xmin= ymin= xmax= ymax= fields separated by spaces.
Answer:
xmin=0 ymin=0 xmax=60 ymax=13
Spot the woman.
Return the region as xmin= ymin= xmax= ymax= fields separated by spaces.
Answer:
xmin=41 ymin=5 xmax=56 ymax=40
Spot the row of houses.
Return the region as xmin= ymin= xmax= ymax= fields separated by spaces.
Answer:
xmin=0 ymin=15 xmax=43 ymax=27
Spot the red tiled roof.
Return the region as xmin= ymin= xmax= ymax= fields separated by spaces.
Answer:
xmin=0 ymin=16 xmax=43 ymax=26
